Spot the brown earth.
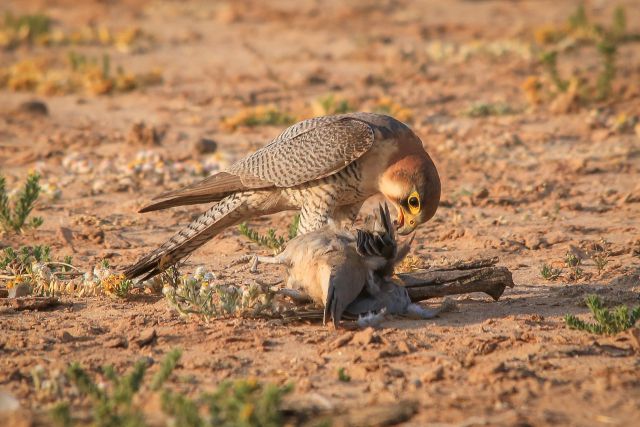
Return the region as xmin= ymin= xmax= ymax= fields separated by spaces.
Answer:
xmin=1 ymin=0 xmax=640 ymax=426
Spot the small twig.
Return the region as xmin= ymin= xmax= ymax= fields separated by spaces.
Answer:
xmin=52 ymin=271 xmax=84 ymax=278
xmin=45 ymin=262 xmax=83 ymax=272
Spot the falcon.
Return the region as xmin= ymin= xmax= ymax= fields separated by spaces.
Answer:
xmin=124 ymin=112 xmax=441 ymax=280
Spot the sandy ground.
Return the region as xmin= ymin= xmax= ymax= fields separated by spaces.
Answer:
xmin=1 ymin=0 xmax=640 ymax=425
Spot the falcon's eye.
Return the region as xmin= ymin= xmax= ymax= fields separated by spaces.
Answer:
xmin=407 ymin=191 xmax=420 ymax=215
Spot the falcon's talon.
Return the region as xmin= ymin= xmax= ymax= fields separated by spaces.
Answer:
xmin=123 ymin=113 xmax=440 ymax=281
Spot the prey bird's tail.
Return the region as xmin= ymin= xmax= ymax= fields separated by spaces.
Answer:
xmin=123 ymin=193 xmax=250 ymax=281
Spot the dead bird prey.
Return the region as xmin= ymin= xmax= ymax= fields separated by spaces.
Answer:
xmin=252 ymin=203 xmax=441 ymax=326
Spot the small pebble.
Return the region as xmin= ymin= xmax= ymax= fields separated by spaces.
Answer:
xmin=193 ymin=137 xmax=218 ymax=154
xmin=17 ymin=100 xmax=48 ymax=116
xmin=8 ymin=283 xmax=31 ymax=298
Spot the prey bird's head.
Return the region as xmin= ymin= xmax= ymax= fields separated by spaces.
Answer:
xmin=379 ymin=152 xmax=441 ymax=235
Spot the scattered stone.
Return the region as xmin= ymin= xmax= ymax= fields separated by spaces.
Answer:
xmin=136 ymin=328 xmax=157 ymax=347
xmin=620 ymin=188 xmax=640 ymax=204
xmin=397 ymin=340 xmax=414 ymax=354
xmin=353 ymin=327 xmax=378 ymax=346
xmin=255 ymin=337 xmax=276 ymax=352
xmin=329 ymin=332 xmax=353 ymax=350
xmin=474 ymin=187 xmax=489 ymax=200
xmin=568 ymin=245 xmax=589 ymax=261
xmin=377 ymin=345 xmax=403 ymax=359
xmin=58 ymin=331 xmax=74 ymax=343
xmin=16 ymin=100 xmax=48 ymax=116
xmin=127 ymin=121 xmax=163 ymax=146
xmin=524 ymin=233 xmax=546 ymax=250
xmin=349 ymin=364 xmax=371 ymax=381
xmin=386 ymin=367 xmax=405 ymax=378
xmin=8 ymin=283 xmax=31 ymax=298
xmin=334 ymin=400 xmax=417 ymax=426
xmin=421 ymin=365 xmax=445 ymax=382
xmin=0 ymin=390 xmax=20 ymax=412
xmin=546 ymin=231 xmax=568 ymax=246
xmin=57 ymin=226 xmax=75 ymax=251
xmin=104 ymin=336 xmax=128 ymax=349
xmin=193 ymin=137 xmax=218 ymax=154
xmin=628 ymin=328 xmax=640 ymax=351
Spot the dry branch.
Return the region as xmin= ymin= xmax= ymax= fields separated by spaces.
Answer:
xmin=397 ymin=264 xmax=515 ymax=302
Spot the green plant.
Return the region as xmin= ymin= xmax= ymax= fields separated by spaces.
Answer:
xmin=564 ymin=251 xmax=583 ymax=280
xmin=591 ymin=250 xmax=609 ymax=275
xmin=0 ymin=245 xmax=51 ymax=275
xmin=51 ymin=351 xmax=293 ymax=427
xmin=53 ymin=349 xmax=182 ymax=427
xmin=463 ymin=102 xmax=517 ymax=117
xmin=239 ymin=214 xmax=300 ymax=253
xmin=527 ymin=4 xmax=637 ymax=107
xmin=540 ymin=51 xmax=569 ymax=92
xmin=565 ymin=295 xmax=640 ymax=335
xmin=239 ymin=224 xmax=286 ymax=252
xmin=288 ymin=214 xmax=300 ymax=239
xmin=66 ymin=360 xmax=148 ymax=427
xmin=0 ymin=172 xmax=43 ymax=233
xmin=3 ymin=12 xmax=51 ymax=42
xmin=611 ymin=6 xmax=626 ymax=40
xmin=315 ymin=94 xmax=354 ymax=115
xmin=201 ymin=379 xmax=292 ymax=427
xmin=161 ymin=266 xmax=277 ymax=321
xmin=568 ymin=3 xmax=588 ymax=31
xmin=101 ymin=273 xmax=133 ymax=298
xmin=540 ymin=263 xmax=562 ymax=281
xmin=595 ymin=38 xmax=616 ymax=100
xmin=337 ymin=368 xmax=351 ymax=383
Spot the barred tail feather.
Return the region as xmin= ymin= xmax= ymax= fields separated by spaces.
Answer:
xmin=123 ymin=193 xmax=249 ymax=281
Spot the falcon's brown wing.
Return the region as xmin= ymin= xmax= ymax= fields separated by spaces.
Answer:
xmin=138 ymin=113 xmax=377 ymax=213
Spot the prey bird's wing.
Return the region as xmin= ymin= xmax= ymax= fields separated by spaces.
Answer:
xmin=139 ymin=114 xmax=375 ymax=213
xmin=355 ymin=203 xmax=396 ymax=260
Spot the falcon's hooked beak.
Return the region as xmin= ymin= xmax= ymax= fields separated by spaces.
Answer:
xmin=392 ymin=205 xmax=419 ymax=235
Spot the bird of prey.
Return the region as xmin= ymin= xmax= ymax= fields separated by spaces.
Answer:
xmin=124 ymin=112 xmax=441 ymax=281
xmin=252 ymin=203 xmax=440 ymax=326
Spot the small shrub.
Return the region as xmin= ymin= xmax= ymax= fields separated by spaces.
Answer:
xmin=161 ymin=266 xmax=278 ymax=321
xmin=0 ymin=53 xmax=162 ymax=96
xmin=239 ymin=224 xmax=286 ymax=252
xmin=540 ymin=263 xmax=562 ymax=281
xmin=565 ymin=295 xmax=640 ymax=335
xmin=52 ymin=349 xmax=182 ymax=427
xmin=51 ymin=349 xmax=292 ymax=427
xmin=101 ymin=273 xmax=133 ymax=298
xmin=539 ymin=51 xmax=568 ymax=92
xmin=564 ymin=251 xmax=583 ymax=280
xmin=312 ymin=94 xmax=354 ymax=116
xmin=288 ymin=214 xmax=300 ymax=240
xmin=239 ymin=214 xmax=299 ymax=253
xmin=591 ymin=250 xmax=609 ymax=275
xmin=0 ymin=172 xmax=43 ymax=234
xmin=337 ymin=368 xmax=351 ymax=383
xmin=463 ymin=102 xmax=516 ymax=117
xmin=222 ymin=105 xmax=295 ymax=130
xmin=524 ymin=4 xmax=637 ymax=108
xmin=198 ymin=379 xmax=292 ymax=427
xmin=3 ymin=12 xmax=51 ymax=44
xmin=372 ymin=96 xmax=413 ymax=122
